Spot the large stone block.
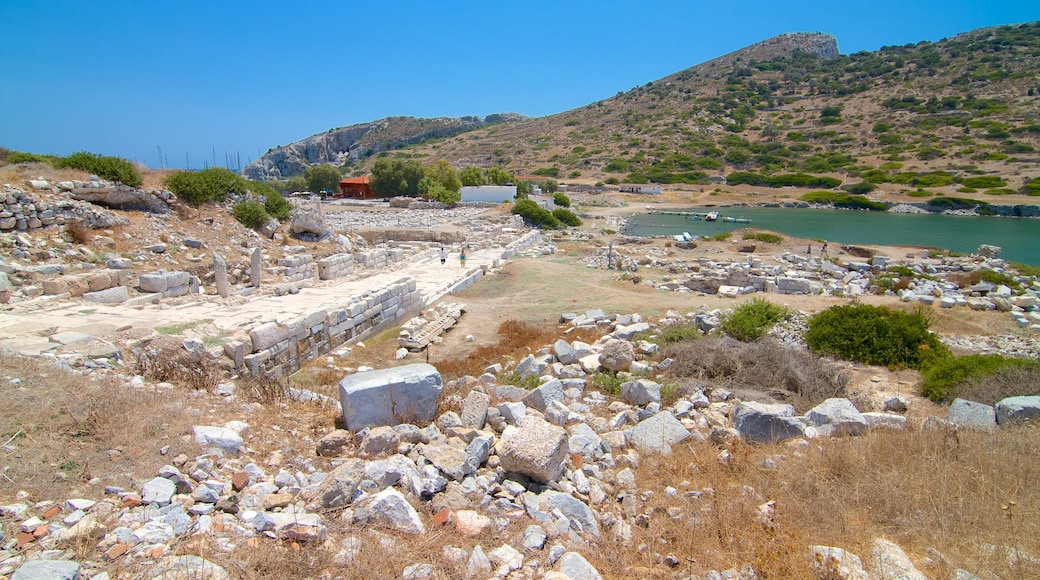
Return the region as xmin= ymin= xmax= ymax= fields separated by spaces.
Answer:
xmin=806 ymin=398 xmax=868 ymax=437
xmin=498 ymin=416 xmax=569 ymax=483
xmin=948 ymin=398 xmax=996 ymax=430
xmin=732 ymin=401 xmax=807 ymax=443
xmin=996 ymin=395 xmax=1040 ymax=425
xmin=338 ymin=363 xmax=443 ymax=431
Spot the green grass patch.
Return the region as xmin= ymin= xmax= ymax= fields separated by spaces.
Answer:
xmin=156 ymin=319 xmax=214 ymax=336
xmin=705 ymin=232 xmax=732 ymax=241
xmin=742 ymin=232 xmax=783 ymax=244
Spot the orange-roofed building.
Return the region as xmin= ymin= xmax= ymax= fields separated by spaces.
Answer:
xmin=338 ymin=175 xmax=373 ymax=198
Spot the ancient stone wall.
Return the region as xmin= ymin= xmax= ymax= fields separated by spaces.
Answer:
xmin=235 ymin=277 xmax=421 ymax=377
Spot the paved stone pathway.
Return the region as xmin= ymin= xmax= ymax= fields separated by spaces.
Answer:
xmin=0 ymin=246 xmax=503 ymax=355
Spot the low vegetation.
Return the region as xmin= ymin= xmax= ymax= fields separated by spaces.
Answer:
xmin=742 ymin=232 xmax=783 ymax=244
xmin=804 ymin=304 xmax=948 ymax=368
xmin=800 ymin=191 xmax=889 ymax=211
xmin=920 ymin=354 xmax=1040 ymax=403
xmin=720 ymin=298 xmax=790 ymax=342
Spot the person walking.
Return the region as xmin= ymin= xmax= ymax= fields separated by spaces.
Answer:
xmin=439 ymin=247 xmax=447 ymax=265
xmin=806 ymin=242 xmax=812 ymax=260
xmin=821 ymin=241 xmax=829 ymax=258
xmin=459 ymin=248 xmax=466 ymax=268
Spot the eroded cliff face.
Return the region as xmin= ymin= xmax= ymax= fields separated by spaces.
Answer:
xmin=244 ymin=114 xmax=526 ymax=180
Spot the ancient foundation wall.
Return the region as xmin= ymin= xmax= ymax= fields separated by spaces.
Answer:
xmin=232 ymin=277 xmax=422 ymax=377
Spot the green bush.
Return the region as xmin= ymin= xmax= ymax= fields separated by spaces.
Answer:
xmin=920 ymin=354 xmax=1038 ymax=402
xmin=7 ymin=151 xmax=61 ymax=165
xmin=260 ymin=186 xmax=292 ymax=221
xmin=644 ymin=322 xmax=701 ymax=346
xmin=553 ymin=193 xmax=571 ymax=207
xmin=590 ymin=371 xmax=622 ymax=396
xmin=805 ymin=304 xmax=948 ymax=368
xmin=721 ymin=298 xmax=790 ymax=342
xmin=727 ymin=171 xmax=842 ymax=189
xmin=552 ymin=208 xmax=581 ymax=226
xmin=165 ymin=167 xmax=247 ymax=207
xmin=800 ymin=191 xmax=888 ymax=211
xmin=705 ymin=232 xmax=732 ymax=241
xmin=232 ymin=200 xmax=269 ymax=229
xmin=743 ymin=232 xmax=783 ymax=244
xmin=841 ymin=181 xmax=877 ymax=195
xmin=961 ymin=176 xmax=1007 ymax=189
xmin=512 ymin=199 xmax=561 ymax=228
xmin=58 ymin=151 xmax=142 ymax=187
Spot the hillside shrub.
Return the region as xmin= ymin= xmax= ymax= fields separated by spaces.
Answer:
xmin=800 ymin=191 xmax=888 ymax=211
xmin=841 ymin=182 xmax=877 ymax=194
xmin=552 ymin=208 xmax=582 ymax=227
xmin=58 ymin=152 xmax=142 ymax=187
xmin=7 ymin=151 xmax=61 ymax=165
xmin=232 ymin=200 xmax=269 ymax=229
xmin=721 ymin=298 xmax=790 ymax=342
xmin=961 ymin=176 xmax=1007 ymax=189
xmin=920 ymin=354 xmax=1038 ymax=402
xmin=805 ymin=304 xmax=948 ymax=368
xmin=727 ymin=172 xmax=841 ymax=189
xmin=743 ymin=232 xmax=783 ymax=243
xmin=553 ymin=193 xmax=571 ymax=207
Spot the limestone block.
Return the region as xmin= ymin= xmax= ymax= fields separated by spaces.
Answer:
xmin=498 ymin=416 xmax=569 ymax=483
xmin=947 ymin=398 xmax=996 ymax=430
xmin=338 ymin=363 xmax=443 ymax=431
xmin=733 ymin=401 xmax=807 ymax=443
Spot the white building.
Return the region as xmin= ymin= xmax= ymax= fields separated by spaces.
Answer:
xmin=618 ymin=183 xmax=662 ymax=195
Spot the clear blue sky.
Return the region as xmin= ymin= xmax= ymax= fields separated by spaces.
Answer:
xmin=2 ymin=0 xmax=1038 ymax=170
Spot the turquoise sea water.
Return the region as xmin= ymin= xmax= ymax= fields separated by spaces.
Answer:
xmin=623 ymin=207 xmax=1040 ymax=266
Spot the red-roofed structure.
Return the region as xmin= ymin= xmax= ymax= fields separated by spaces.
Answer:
xmin=338 ymin=175 xmax=373 ymax=198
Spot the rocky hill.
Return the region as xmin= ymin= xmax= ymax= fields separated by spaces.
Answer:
xmin=244 ymin=114 xmax=527 ymax=181
xmin=257 ymin=23 xmax=1040 ymax=198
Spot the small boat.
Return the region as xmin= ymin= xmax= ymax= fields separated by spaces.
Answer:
xmin=687 ymin=215 xmax=701 ymax=221
xmin=722 ymin=216 xmax=752 ymax=223
xmin=705 ymin=211 xmax=719 ymax=221
xmin=682 ymin=232 xmax=693 ymax=241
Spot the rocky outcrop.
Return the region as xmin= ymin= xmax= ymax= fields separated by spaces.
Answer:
xmin=244 ymin=114 xmax=527 ymax=180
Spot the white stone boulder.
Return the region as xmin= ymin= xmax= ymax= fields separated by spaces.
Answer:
xmin=947 ymin=398 xmax=996 ymax=430
xmin=498 ymin=416 xmax=569 ymax=483
xmin=806 ymin=398 xmax=868 ymax=437
xmin=996 ymin=395 xmax=1040 ymax=425
xmin=338 ymin=363 xmax=442 ymax=431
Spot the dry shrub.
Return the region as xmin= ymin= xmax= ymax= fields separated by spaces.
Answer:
xmin=433 ymin=319 xmax=599 ymax=380
xmin=239 ymin=372 xmax=291 ymax=404
xmin=662 ymin=336 xmax=849 ymax=412
xmin=132 ymin=335 xmax=219 ymax=392
xmin=949 ymin=364 xmax=1040 ymax=406
xmin=64 ymin=219 xmax=92 ymax=244
xmin=217 ymin=539 xmax=334 ymax=579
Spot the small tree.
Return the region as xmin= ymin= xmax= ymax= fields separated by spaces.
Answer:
xmin=540 ymin=178 xmax=559 ymax=194
xmin=425 ymin=160 xmax=462 ymax=193
xmin=370 ymin=158 xmax=425 ymax=197
xmin=418 ymin=178 xmax=461 ymax=205
xmin=486 ymin=167 xmax=514 ymax=186
xmin=459 ymin=166 xmax=485 ymax=186
xmin=552 ymin=192 xmax=571 ymax=207
xmin=304 ymin=164 xmax=342 ymax=194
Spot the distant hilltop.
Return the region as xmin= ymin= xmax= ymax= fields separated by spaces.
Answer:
xmin=244 ymin=114 xmax=527 ymax=181
xmin=680 ymin=32 xmax=839 ymax=78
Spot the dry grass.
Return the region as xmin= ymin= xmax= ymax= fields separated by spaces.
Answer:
xmin=0 ymin=352 xmax=200 ymax=502
xmin=586 ymin=427 xmax=1040 ymax=578
xmin=131 ymin=335 xmax=220 ymax=392
xmin=433 ymin=319 xmax=600 ymax=381
xmin=662 ymin=337 xmax=851 ymax=413
xmin=64 ymin=219 xmax=93 ymax=244
xmin=949 ymin=365 xmax=1040 ymax=406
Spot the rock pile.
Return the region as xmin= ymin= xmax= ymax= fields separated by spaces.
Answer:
xmin=4 ymin=308 xmax=1038 ymax=578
